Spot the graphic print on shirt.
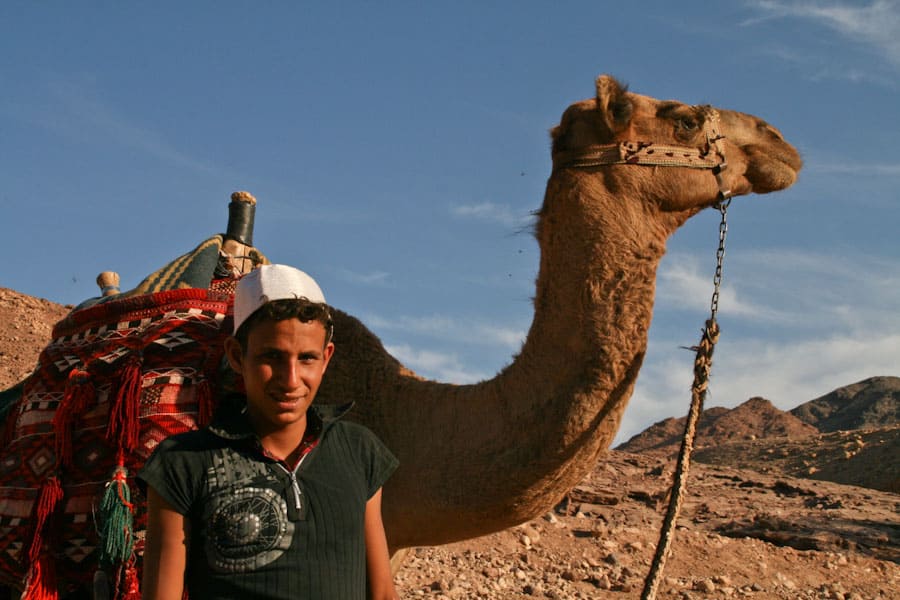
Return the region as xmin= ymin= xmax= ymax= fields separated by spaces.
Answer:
xmin=203 ymin=447 xmax=294 ymax=572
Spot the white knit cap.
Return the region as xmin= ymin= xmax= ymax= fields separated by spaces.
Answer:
xmin=233 ymin=264 xmax=327 ymax=333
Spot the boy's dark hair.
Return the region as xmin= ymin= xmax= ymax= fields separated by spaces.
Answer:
xmin=233 ymin=298 xmax=334 ymax=352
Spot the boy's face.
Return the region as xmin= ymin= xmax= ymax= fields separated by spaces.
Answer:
xmin=225 ymin=317 xmax=335 ymax=437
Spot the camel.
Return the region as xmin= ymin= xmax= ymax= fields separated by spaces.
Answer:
xmin=315 ymin=74 xmax=802 ymax=551
xmin=0 ymin=74 xmax=801 ymax=596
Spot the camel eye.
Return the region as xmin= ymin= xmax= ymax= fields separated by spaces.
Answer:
xmin=677 ymin=117 xmax=698 ymax=132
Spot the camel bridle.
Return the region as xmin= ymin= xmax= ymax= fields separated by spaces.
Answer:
xmin=552 ymin=107 xmax=735 ymax=205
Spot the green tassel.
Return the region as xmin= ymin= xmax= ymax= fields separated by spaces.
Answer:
xmin=98 ymin=465 xmax=135 ymax=566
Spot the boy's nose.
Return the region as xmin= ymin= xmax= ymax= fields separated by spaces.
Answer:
xmin=276 ymin=360 xmax=303 ymax=390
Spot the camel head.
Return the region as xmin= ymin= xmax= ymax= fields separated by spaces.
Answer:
xmin=550 ymin=75 xmax=803 ymax=225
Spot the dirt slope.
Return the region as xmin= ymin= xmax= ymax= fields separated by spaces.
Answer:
xmin=0 ymin=287 xmax=71 ymax=390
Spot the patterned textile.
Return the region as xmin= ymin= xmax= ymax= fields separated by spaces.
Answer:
xmin=74 ymin=234 xmax=265 ymax=311
xmin=0 ymin=237 xmax=267 ymax=598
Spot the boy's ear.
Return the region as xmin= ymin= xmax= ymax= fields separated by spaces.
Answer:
xmin=224 ymin=337 xmax=244 ymax=373
xmin=323 ymin=341 xmax=335 ymax=367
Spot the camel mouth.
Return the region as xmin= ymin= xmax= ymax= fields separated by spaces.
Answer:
xmin=743 ymin=144 xmax=803 ymax=194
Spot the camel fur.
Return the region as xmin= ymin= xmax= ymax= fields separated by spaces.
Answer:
xmin=314 ymin=75 xmax=802 ymax=552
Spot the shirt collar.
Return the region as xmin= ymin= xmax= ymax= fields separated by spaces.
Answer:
xmin=208 ymin=395 xmax=355 ymax=441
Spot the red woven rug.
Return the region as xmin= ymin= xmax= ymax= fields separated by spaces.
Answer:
xmin=0 ymin=284 xmax=236 ymax=596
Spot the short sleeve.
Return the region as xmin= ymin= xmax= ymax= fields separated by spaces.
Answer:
xmin=339 ymin=422 xmax=398 ymax=499
xmin=365 ymin=431 xmax=399 ymax=499
xmin=137 ymin=432 xmax=207 ymax=516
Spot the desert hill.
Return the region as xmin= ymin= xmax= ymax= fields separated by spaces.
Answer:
xmin=617 ymin=378 xmax=900 ymax=455
xmin=615 ymin=377 xmax=900 ymax=494
xmin=0 ymin=286 xmax=897 ymax=599
xmin=0 ymin=286 xmax=71 ymax=389
xmin=791 ymin=375 xmax=900 ymax=432
xmin=616 ymin=397 xmax=819 ymax=455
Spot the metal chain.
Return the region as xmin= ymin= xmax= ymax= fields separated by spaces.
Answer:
xmin=709 ymin=197 xmax=731 ymax=317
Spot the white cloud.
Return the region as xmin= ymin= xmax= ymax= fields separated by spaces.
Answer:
xmin=619 ymin=247 xmax=900 ymax=444
xmin=746 ymin=0 xmax=900 ymax=68
xmin=451 ymin=202 xmax=532 ymax=228
xmin=657 ymin=255 xmax=779 ymax=320
xmin=364 ymin=312 xmax=526 ymax=349
xmin=752 ymin=41 xmax=896 ymax=84
xmin=619 ymin=328 xmax=899 ymax=445
xmin=336 ymin=268 xmax=391 ymax=286
xmin=27 ymin=76 xmax=220 ymax=174
xmin=809 ymin=161 xmax=900 ymax=176
xmin=385 ymin=343 xmax=489 ymax=384
xmin=733 ymin=249 xmax=900 ymax=330
xmin=716 ymin=333 xmax=899 ymax=405
xmin=659 ymin=249 xmax=900 ymax=331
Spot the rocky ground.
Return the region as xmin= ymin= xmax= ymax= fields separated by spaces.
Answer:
xmin=1 ymin=286 xmax=898 ymax=599
xmin=393 ymin=450 xmax=898 ymax=599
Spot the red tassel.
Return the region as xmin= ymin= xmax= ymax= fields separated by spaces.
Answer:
xmin=107 ymin=354 xmax=142 ymax=453
xmin=53 ymin=369 xmax=94 ymax=468
xmin=26 ymin=476 xmax=64 ymax=564
xmin=196 ymin=379 xmax=213 ymax=426
xmin=21 ymin=477 xmax=64 ymax=600
xmin=21 ymin=552 xmax=59 ymax=600
xmin=118 ymin=563 xmax=141 ymax=600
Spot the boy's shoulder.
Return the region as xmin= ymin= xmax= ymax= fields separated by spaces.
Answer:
xmin=154 ymin=426 xmax=224 ymax=454
xmin=326 ymin=418 xmax=375 ymax=440
xmin=313 ymin=403 xmax=377 ymax=439
xmin=322 ymin=418 xmax=393 ymax=459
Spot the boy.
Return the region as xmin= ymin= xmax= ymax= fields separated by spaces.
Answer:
xmin=139 ymin=264 xmax=399 ymax=599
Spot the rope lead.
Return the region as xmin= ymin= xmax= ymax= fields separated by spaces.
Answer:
xmin=640 ymin=200 xmax=730 ymax=600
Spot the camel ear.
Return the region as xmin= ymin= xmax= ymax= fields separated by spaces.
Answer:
xmin=595 ymin=75 xmax=632 ymax=133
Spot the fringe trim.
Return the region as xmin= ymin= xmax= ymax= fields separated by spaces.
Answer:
xmin=117 ymin=561 xmax=141 ymax=600
xmin=21 ymin=476 xmax=64 ymax=600
xmin=107 ymin=354 xmax=142 ymax=453
xmin=26 ymin=476 xmax=64 ymax=564
xmin=53 ymin=369 xmax=94 ymax=468
xmin=21 ymin=553 xmax=59 ymax=600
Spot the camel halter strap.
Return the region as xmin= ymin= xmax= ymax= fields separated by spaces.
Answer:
xmin=552 ymin=108 xmax=735 ymax=600
xmin=552 ymin=107 xmax=734 ymax=204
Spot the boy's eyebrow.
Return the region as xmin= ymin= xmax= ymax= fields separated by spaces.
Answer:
xmin=257 ymin=346 xmax=324 ymax=358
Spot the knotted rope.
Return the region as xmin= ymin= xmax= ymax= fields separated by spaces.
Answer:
xmin=640 ymin=199 xmax=731 ymax=600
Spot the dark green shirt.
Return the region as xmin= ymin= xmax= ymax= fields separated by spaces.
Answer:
xmin=138 ymin=403 xmax=398 ymax=599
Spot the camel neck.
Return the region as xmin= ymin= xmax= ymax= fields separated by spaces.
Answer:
xmin=382 ymin=177 xmax=670 ymax=544
xmin=511 ymin=174 xmax=666 ymax=413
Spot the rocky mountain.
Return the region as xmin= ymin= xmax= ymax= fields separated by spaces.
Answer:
xmin=615 ymin=377 xmax=900 ymax=494
xmin=616 ymin=396 xmax=819 ymax=455
xmin=791 ymin=375 xmax=900 ymax=432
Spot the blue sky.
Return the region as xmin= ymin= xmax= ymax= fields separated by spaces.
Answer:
xmin=2 ymin=1 xmax=898 ymax=443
